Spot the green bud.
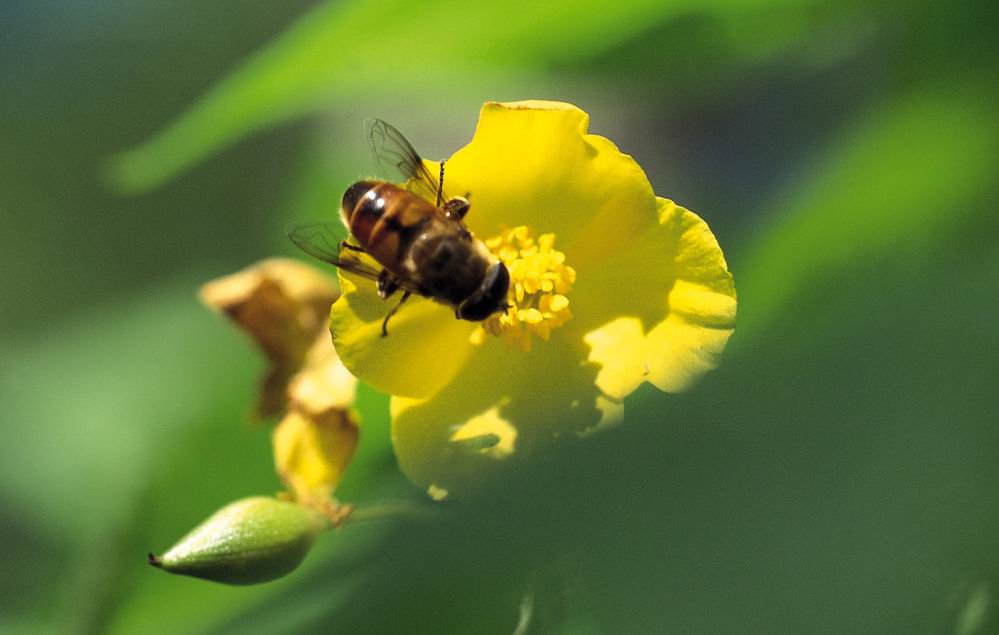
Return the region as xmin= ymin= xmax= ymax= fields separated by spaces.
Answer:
xmin=148 ymin=496 xmax=329 ymax=585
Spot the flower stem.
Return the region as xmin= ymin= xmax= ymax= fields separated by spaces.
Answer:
xmin=345 ymin=500 xmax=436 ymax=524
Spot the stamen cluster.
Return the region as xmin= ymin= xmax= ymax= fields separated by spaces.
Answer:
xmin=476 ymin=226 xmax=575 ymax=351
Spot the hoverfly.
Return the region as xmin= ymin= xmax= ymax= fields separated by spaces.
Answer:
xmin=287 ymin=119 xmax=510 ymax=337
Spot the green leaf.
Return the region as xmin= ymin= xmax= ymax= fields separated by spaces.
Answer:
xmin=107 ymin=0 xmax=824 ymax=194
xmin=736 ymin=83 xmax=999 ymax=341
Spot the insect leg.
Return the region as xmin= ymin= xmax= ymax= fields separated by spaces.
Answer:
xmin=381 ymin=291 xmax=412 ymax=337
xmin=339 ymin=241 xmax=366 ymax=253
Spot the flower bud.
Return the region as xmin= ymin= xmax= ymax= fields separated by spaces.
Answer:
xmin=148 ymin=496 xmax=329 ymax=585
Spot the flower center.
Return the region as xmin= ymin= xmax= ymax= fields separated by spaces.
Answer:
xmin=472 ymin=226 xmax=575 ymax=351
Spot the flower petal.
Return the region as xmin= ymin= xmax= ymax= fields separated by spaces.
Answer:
xmin=330 ymin=270 xmax=477 ymax=399
xmin=273 ymin=408 xmax=357 ymax=503
xmin=581 ymin=198 xmax=736 ymax=398
xmin=275 ymin=332 xmax=359 ymax=502
xmin=390 ymin=337 xmax=605 ymax=497
xmin=287 ymin=333 xmax=357 ymax=414
xmin=441 ymin=101 xmax=657 ymax=270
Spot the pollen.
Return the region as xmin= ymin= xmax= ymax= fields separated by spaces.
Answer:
xmin=474 ymin=226 xmax=575 ymax=351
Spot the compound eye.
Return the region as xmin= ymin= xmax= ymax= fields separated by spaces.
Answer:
xmin=458 ymin=262 xmax=510 ymax=321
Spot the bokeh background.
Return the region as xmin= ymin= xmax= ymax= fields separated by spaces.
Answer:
xmin=2 ymin=1 xmax=998 ymax=633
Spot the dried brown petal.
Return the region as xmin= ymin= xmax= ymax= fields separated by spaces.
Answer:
xmin=199 ymin=258 xmax=338 ymax=418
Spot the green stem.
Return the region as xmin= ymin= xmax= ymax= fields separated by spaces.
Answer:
xmin=346 ymin=499 xmax=437 ymax=524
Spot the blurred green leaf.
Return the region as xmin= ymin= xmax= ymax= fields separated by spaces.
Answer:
xmin=0 ymin=270 xmax=401 ymax=633
xmin=108 ymin=0 xmax=827 ymax=194
xmin=1 ymin=278 xmax=254 ymax=538
xmin=0 ymin=275 xmax=267 ymax=630
xmin=6 ymin=0 xmax=997 ymax=632
xmin=736 ymin=82 xmax=999 ymax=341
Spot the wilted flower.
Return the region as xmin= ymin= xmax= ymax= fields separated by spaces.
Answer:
xmin=273 ymin=332 xmax=358 ymax=511
xmin=199 ymin=259 xmax=359 ymax=512
xmin=199 ymin=258 xmax=340 ymax=418
xmin=150 ymin=261 xmax=363 ymax=586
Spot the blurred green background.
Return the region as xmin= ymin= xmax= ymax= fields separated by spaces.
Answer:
xmin=2 ymin=0 xmax=997 ymax=633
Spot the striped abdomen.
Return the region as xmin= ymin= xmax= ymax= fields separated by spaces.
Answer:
xmin=341 ymin=181 xmax=434 ymax=273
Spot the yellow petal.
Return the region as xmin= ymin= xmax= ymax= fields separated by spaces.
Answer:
xmin=273 ymin=408 xmax=358 ymax=503
xmin=390 ymin=338 xmax=605 ymax=497
xmin=330 ymin=270 xmax=477 ymax=399
xmin=287 ymin=333 xmax=357 ymax=414
xmin=581 ymin=198 xmax=736 ymax=398
xmin=448 ymin=406 xmax=517 ymax=460
xmin=199 ymin=258 xmax=338 ymax=417
xmin=440 ymin=101 xmax=657 ymax=271
xmin=275 ymin=330 xmax=359 ymax=502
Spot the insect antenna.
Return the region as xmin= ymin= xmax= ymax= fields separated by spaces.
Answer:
xmin=436 ymin=160 xmax=445 ymax=207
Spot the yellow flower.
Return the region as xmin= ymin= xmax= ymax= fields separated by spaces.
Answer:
xmin=331 ymin=101 xmax=736 ymax=498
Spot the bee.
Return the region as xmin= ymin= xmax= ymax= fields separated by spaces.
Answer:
xmin=287 ymin=119 xmax=510 ymax=337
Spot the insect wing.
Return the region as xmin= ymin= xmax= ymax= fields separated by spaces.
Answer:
xmin=285 ymin=221 xmax=382 ymax=281
xmin=365 ymin=118 xmax=448 ymax=205
xmin=286 ymin=220 xmax=425 ymax=295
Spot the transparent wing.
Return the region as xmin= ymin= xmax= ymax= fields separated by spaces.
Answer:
xmin=365 ymin=118 xmax=448 ymax=205
xmin=286 ymin=220 xmax=425 ymax=295
xmin=285 ymin=221 xmax=383 ymax=281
